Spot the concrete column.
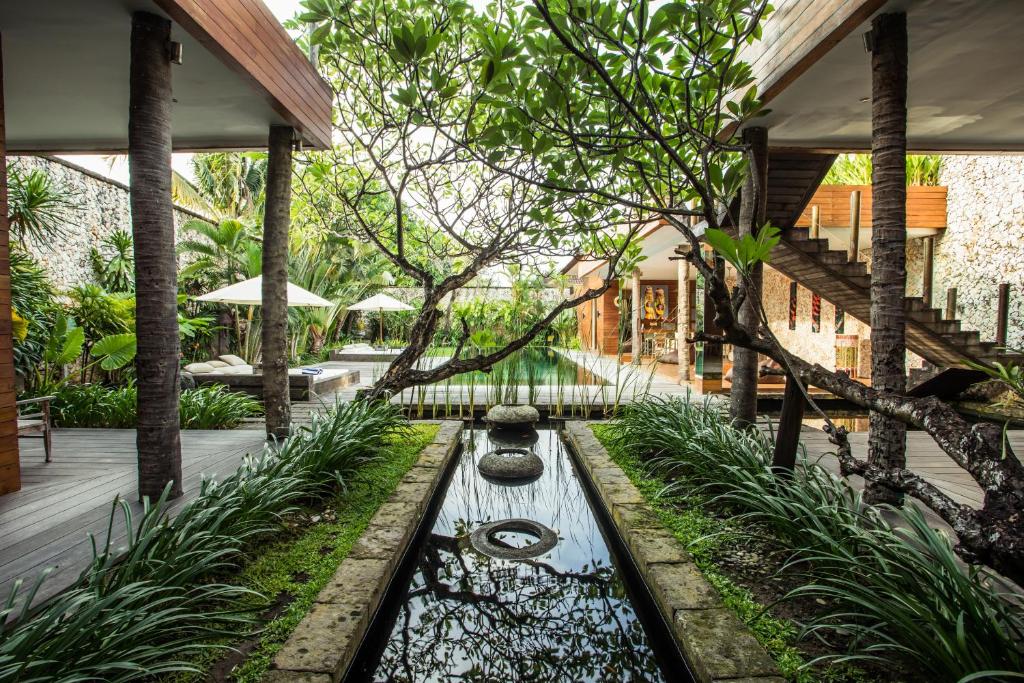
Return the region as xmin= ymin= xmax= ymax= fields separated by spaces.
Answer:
xmin=677 ymin=254 xmax=691 ymax=382
xmin=0 ymin=34 xmax=21 ymax=495
xmin=130 ymin=12 xmax=182 ymax=500
xmin=262 ymin=126 xmax=293 ymax=438
xmin=631 ymin=269 xmax=641 ymax=364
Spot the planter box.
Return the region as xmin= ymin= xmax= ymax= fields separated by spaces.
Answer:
xmin=796 ymin=184 xmax=947 ymax=230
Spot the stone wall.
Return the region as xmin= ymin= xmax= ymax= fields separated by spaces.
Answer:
xmin=9 ymin=155 xmax=208 ymax=292
xmin=763 ymin=266 xmax=872 ymax=376
xmin=925 ymin=155 xmax=1024 ymax=349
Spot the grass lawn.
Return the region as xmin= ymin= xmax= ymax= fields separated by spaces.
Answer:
xmin=591 ymin=423 xmax=870 ymax=683
xmin=175 ymin=423 xmax=439 ymax=682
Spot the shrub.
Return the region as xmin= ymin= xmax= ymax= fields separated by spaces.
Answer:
xmin=51 ymin=383 xmax=137 ymax=428
xmin=0 ymin=400 xmax=409 ymax=681
xmin=610 ymin=397 xmax=1024 ymax=679
xmin=10 ymin=250 xmax=55 ymax=383
xmin=49 ymin=384 xmax=262 ymax=430
xmin=179 ymin=386 xmax=263 ymax=429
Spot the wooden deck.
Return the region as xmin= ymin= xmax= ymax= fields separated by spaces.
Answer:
xmin=0 ymin=429 xmax=266 ymax=609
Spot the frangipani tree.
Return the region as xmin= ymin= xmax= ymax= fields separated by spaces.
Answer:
xmin=298 ymin=0 xmax=1024 ymax=582
xmin=297 ymin=0 xmax=643 ymax=399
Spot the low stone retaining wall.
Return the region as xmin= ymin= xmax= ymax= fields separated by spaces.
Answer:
xmin=265 ymin=420 xmax=463 ymax=682
xmin=563 ymin=421 xmax=782 ymax=683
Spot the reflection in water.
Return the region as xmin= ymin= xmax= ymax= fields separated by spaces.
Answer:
xmin=365 ymin=427 xmax=668 ymax=682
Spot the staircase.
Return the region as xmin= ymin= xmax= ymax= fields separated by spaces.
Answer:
xmin=751 ymin=152 xmax=1022 ymax=373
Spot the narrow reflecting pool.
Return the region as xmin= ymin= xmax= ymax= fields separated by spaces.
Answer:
xmin=350 ymin=425 xmax=677 ymax=682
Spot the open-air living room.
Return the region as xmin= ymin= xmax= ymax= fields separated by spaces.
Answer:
xmin=1 ymin=1 xmax=1023 ymax=682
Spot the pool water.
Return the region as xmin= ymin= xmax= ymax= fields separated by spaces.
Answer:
xmin=446 ymin=347 xmax=607 ymax=386
xmin=350 ymin=426 xmax=677 ymax=682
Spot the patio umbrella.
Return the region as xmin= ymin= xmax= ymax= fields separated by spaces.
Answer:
xmin=195 ymin=276 xmax=333 ymax=307
xmin=347 ymin=293 xmax=414 ymax=345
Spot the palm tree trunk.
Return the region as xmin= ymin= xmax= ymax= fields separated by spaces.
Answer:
xmin=866 ymin=12 xmax=908 ymax=505
xmin=731 ymin=126 xmax=767 ymax=429
xmin=261 ymin=126 xmax=293 ymax=438
xmin=130 ymin=12 xmax=182 ymax=500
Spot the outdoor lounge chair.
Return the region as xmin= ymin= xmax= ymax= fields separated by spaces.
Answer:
xmin=17 ymin=395 xmax=55 ymax=463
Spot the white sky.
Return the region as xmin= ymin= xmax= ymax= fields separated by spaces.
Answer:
xmin=59 ymin=0 xmax=306 ymax=185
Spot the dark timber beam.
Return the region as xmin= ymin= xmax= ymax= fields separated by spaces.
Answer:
xmin=262 ymin=125 xmax=293 ymax=438
xmin=0 ymin=34 xmax=20 ymax=495
xmin=771 ymin=373 xmax=806 ymax=473
xmin=731 ymin=126 xmax=768 ymax=429
xmin=130 ymin=12 xmax=182 ymax=500
xmin=865 ymin=12 xmax=907 ymax=506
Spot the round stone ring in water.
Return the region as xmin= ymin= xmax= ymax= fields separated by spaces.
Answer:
xmin=470 ymin=518 xmax=558 ymax=560
xmin=477 ymin=447 xmax=544 ymax=480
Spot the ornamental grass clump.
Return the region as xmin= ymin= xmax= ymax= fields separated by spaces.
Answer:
xmin=48 ymin=383 xmax=262 ymax=429
xmin=0 ymin=400 xmax=408 ymax=682
xmin=610 ymin=397 xmax=1024 ymax=679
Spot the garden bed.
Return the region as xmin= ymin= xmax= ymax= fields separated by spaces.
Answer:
xmin=180 ymin=421 xmax=449 ymax=682
xmin=589 ymin=398 xmax=1024 ymax=682
xmin=0 ymin=402 xmax=433 ymax=681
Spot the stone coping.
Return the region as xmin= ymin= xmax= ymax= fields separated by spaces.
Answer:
xmin=266 ymin=420 xmax=463 ymax=682
xmin=562 ymin=421 xmax=783 ymax=683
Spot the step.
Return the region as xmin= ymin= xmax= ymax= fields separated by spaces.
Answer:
xmin=787 ymin=237 xmax=831 ymax=254
xmin=942 ymin=330 xmax=982 ymax=347
xmin=920 ymin=319 xmax=961 ymax=335
xmin=817 ymin=251 xmax=852 ymax=266
xmin=831 ymin=262 xmax=870 ymax=278
xmin=907 ymin=307 xmax=941 ymax=324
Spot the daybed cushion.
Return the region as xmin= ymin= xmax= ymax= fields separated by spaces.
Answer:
xmin=184 ymin=362 xmax=216 ymax=374
xmin=207 ymin=360 xmax=229 ymax=368
xmin=219 ymin=354 xmax=248 ymax=366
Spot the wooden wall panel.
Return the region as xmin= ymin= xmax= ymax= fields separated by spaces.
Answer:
xmin=795 ymin=185 xmax=947 ymax=230
xmin=591 ymin=280 xmax=682 ymax=356
xmin=156 ymin=0 xmax=332 ymax=149
xmin=0 ymin=35 xmax=22 ymax=495
xmin=738 ymin=0 xmax=884 ymax=104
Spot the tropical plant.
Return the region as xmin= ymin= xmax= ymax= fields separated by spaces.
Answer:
xmin=6 ymin=164 xmax=77 ymax=245
xmin=32 ymin=314 xmax=136 ymax=392
xmin=822 ymin=153 xmax=943 ymax=186
xmin=89 ymin=229 xmax=135 ymax=292
xmin=49 ymin=383 xmax=261 ymax=429
xmin=50 ymin=383 xmax=139 ymax=428
xmin=177 ymin=218 xmax=258 ymax=287
xmin=10 ymin=249 xmax=55 ymax=383
xmin=178 ymin=386 xmax=263 ymax=429
xmin=191 ymin=152 xmax=268 ymax=220
xmin=610 ymin=397 xmax=1024 ymax=678
xmin=0 ymin=400 xmax=407 ymax=681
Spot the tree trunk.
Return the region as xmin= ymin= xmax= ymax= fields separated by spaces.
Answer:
xmin=731 ymin=126 xmax=767 ymax=429
xmin=130 ymin=12 xmax=181 ymax=500
xmin=262 ymin=126 xmax=293 ymax=439
xmin=866 ymin=12 xmax=908 ymax=506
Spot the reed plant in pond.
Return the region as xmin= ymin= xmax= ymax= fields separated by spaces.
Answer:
xmin=0 ymin=400 xmax=408 ymax=682
xmin=610 ymin=397 xmax=1024 ymax=679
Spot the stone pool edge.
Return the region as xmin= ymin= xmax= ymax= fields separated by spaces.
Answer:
xmin=264 ymin=420 xmax=463 ymax=683
xmin=562 ymin=421 xmax=783 ymax=683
